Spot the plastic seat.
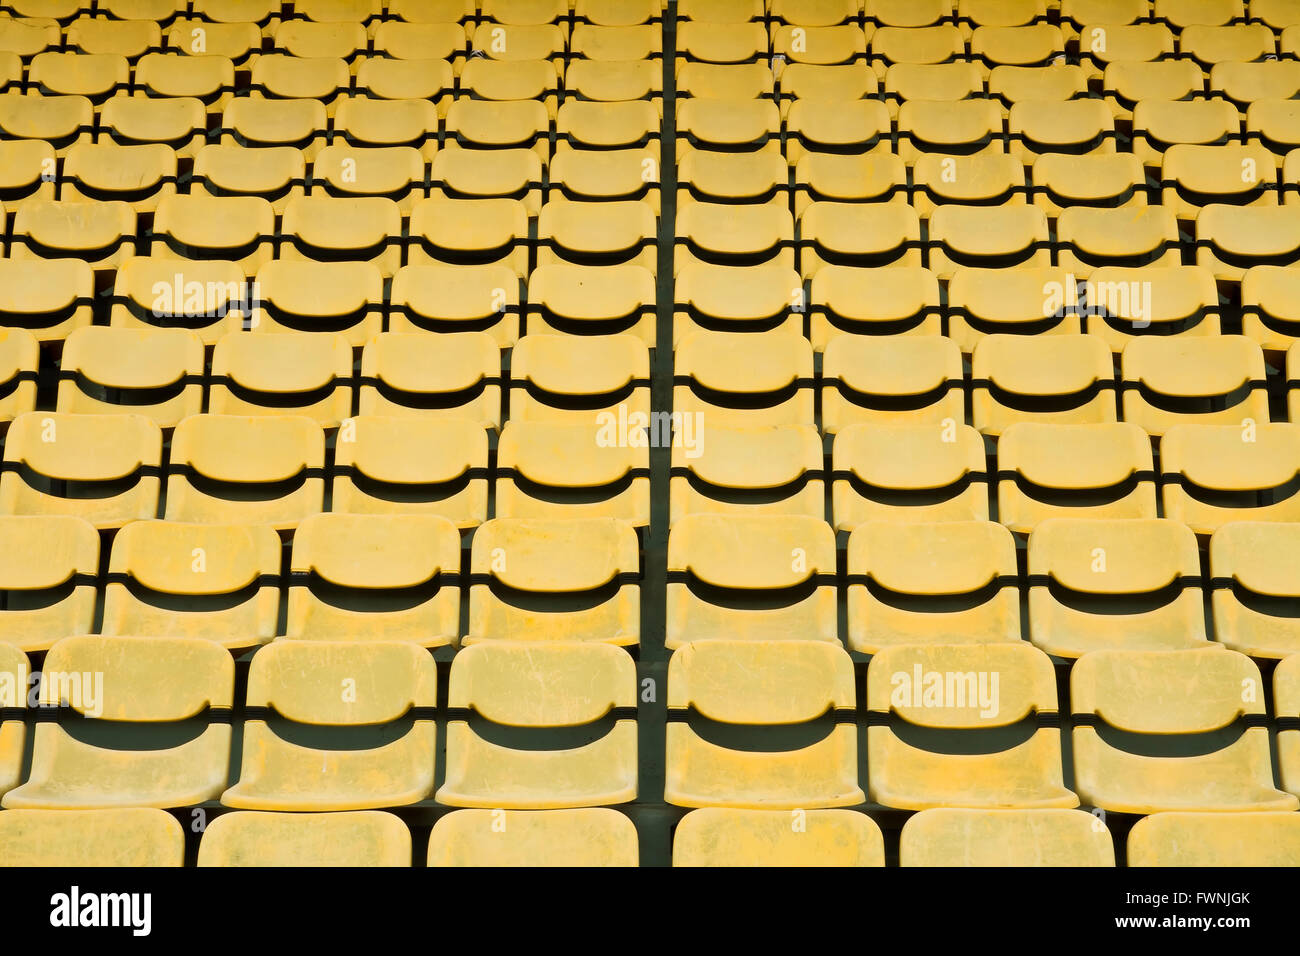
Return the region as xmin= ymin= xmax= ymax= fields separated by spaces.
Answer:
xmin=676 ymin=97 xmax=779 ymax=153
xmin=1212 ymin=61 xmax=1300 ymax=111
xmin=832 ymin=422 xmax=989 ymax=529
xmin=666 ymin=514 xmax=837 ymax=650
xmin=445 ymin=99 xmax=551 ymax=162
xmin=1127 ymin=811 xmax=1300 ymax=866
xmin=167 ymin=19 xmax=261 ymax=64
xmin=295 ymin=0 xmax=383 ymax=23
xmin=0 ymin=17 xmax=59 ymax=59
xmin=222 ymin=97 xmax=329 ymax=159
xmin=1102 ymin=60 xmax=1204 ymax=121
xmin=56 ymin=326 xmax=202 ymax=428
xmin=672 ymin=263 xmax=801 ymax=346
xmin=822 ymin=334 xmax=962 ymax=433
xmin=1279 ymin=654 xmax=1300 ymax=797
xmin=911 ymin=153 xmax=1027 ymax=218
xmin=273 ymin=20 xmax=366 ymax=61
xmin=61 ymin=142 xmax=176 ymax=213
xmin=11 ymin=200 xmax=136 ymax=270
xmin=1161 ymin=423 xmax=1300 ymax=533
xmin=793 ymin=152 xmax=907 ymax=216
xmin=673 ymin=330 xmax=814 ymax=429
xmin=388 ymin=263 xmax=520 ymax=347
xmin=372 ymin=20 xmax=465 ymax=59
xmin=1 ymin=635 xmax=233 ymax=810
xmin=510 ymin=333 xmax=648 ymax=427
xmin=152 ymin=195 xmax=274 ymax=276
xmin=209 ymin=331 xmax=353 ymax=427
xmin=677 ymin=22 xmax=768 ymax=63
xmin=199 ymin=811 xmax=412 ymax=867
xmin=355 ymin=58 xmax=456 ymax=106
xmin=883 ymin=62 xmax=982 ymax=107
xmin=900 ymin=808 xmax=1115 ymax=866
xmin=359 ymin=331 xmax=498 ymax=427
xmin=0 ymin=329 xmax=38 ymax=423
xmin=280 ymin=196 xmax=403 ymax=277
xmin=847 ymin=520 xmax=1020 ymax=654
xmin=496 ymin=421 xmax=650 ymax=526
xmin=677 ymin=147 xmax=784 ymax=207
xmin=770 ymin=24 xmax=867 ymax=65
xmin=408 ymin=198 xmax=529 ymax=277
xmin=331 ymin=416 xmax=488 ymax=526
xmin=29 ymin=52 xmax=128 ymax=102
xmin=971 ymin=333 xmax=1117 ymax=436
xmin=1079 ymin=23 xmax=1175 ymax=74
xmin=98 ymin=94 xmax=206 ymax=158
xmin=526 ymin=264 xmax=656 ymax=344
xmin=1083 ymin=265 xmax=1221 ymax=353
xmin=1120 ymin=335 xmax=1269 ymax=436
xmin=222 ymin=640 xmax=437 ymax=811
xmin=110 ymin=257 xmax=247 ymax=345
xmin=286 ymin=513 xmax=460 ymax=647
xmin=785 ymin=99 xmax=892 ymax=164
xmin=0 ymin=411 xmax=161 ymax=529
xmin=1210 ymin=522 xmax=1300 ymax=658
xmin=0 ymin=93 xmax=93 ymax=155
xmin=947 ymin=267 xmax=1083 ymax=353
xmin=0 ymin=808 xmax=184 ymax=866
xmin=0 ymin=140 xmax=57 ymax=214
xmin=996 ymin=422 xmax=1158 ymax=533
xmin=1008 ymin=99 xmax=1115 ymax=163
xmin=928 ymin=205 xmax=1051 ymax=280
xmin=1242 ymin=266 xmax=1300 ymax=356
xmin=66 ymin=18 xmax=160 ymax=60
xmin=989 ymin=63 xmax=1089 ymax=105
xmin=1161 ymin=144 xmax=1279 ymax=219
xmin=334 ymin=98 xmax=438 ymax=156
xmin=0 ymin=259 xmax=94 ymax=344
xmin=1057 ymin=205 xmax=1182 ymax=278
xmin=437 ymin=642 xmax=638 ymax=809
xmin=0 ymin=643 xmax=25 ymax=798
xmin=1071 ymin=647 xmax=1298 ymax=813
xmin=312 ymin=145 xmax=427 ymax=212
xmin=669 ymin=424 xmax=823 ymax=525
xmin=566 ymin=59 xmax=663 ymax=101
xmin=895 ymin=99 xmax=1005 ymax=165
xmin=431 ymin=144 xmax=543 ymax=215
xmin=1029 ymin=517 xmax=1208 ymax=658
xmin=799 ymin=201 xmax=922 ymax=276
xmin=466 ymin=517 xmax=640 ymax=646
xmin=539 ymin=198 xmax=657 ymax=272
xmin=677 ymin=62 xmax=773 ymax=100
xmin=666 ymin=640 xmax=863 ymax=809
xmin=250 ymin=259 xmax=383 ymax=346
xmin=0 ymin=515 xmax=97 ymax=654
xmin=429 ymin=809 xmax=637 ymax=866
xmin=867 ymin=643 xmax=1077 ymax=810
xmin=135 ymin=53 xmax=236 ymax=111
xmin=1197 ymin=204 xmax=1300 ymax=280
xmin=672 ymin=808 xmax=885 ymax=867
xmin=191 ymin=144 xmax=306 ymax=213
xmin=810 ymin=265 xmax=941 ymax=352
xmin=1156 ymin=0 xmax=1244 ymax=28
xmin=102 ymin=519 xmax=277 ymax=650
xmin=1132 ymin=99 xmax=1243 ymax=166
xmin=165 ymin=414 xmax=326 ymax=529
xmin=869 ymin=25 xmax=965 ymax=71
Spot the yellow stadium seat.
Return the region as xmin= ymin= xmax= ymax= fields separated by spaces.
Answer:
xmin=847 ymin=520 xmax=1020 ymax=653
xmin=388 ymin=263 xmax=520 ymax=347
xmin=57 ymin=326 xmax=204 ymax=428
xmin=666 ymin=514 xmax=837 ymax=649
xmin=12 ymin=199 xmax=136 ymax=270
xmin=429 ymin=809 xmax=638 ymax=866
xmin=673 ymin=808 xmax=885 ymax=867
xmin=947 ymin=267 xmax=1080 ymax=354
xmin=821 ymin=334 xmax=962 ymax=433
xmin=152 ymin=194 xmax=274 ymax=276
xmin=1121 ymin=335 xmax=1269 ymax=436
xmin=0 ymin=808 xmax=184 ymax=866
xmin=1071 ymin=646 xmax=1298 ymax=813
xmin=250 ymin=259 xmax=383 ymax=344
xmin=1083 ymin=265 xmax=1221 ymax=353
xmin=331 ymin=415 xmax=490 ymax=526
xmin=526 ymin=264 xmax=656 ymax=343
xmin=62 ymin=142 xmax=176 ymax=213
xmin=1128 ymin=811 xmax=1300 ymax=866
xmin=437 ymin=641 xmax=638 ymax=808
xmin=0 ymin=411 xmax=161 ymax=529
xmin=199 ymin=811 xmax=412 ymax=867
xmin=2 ymin=634 xmax=233 ymax=810
xmin=222 ymin=640 xmax=437 ymax=811
xmin=466 ymin=517 xmax=640 ymax=645
xmin=832 ymin=422 xmax=989 ymax=528
xmin=1161 ymin=423 xmax=1300 ymax=533
xmin=285 ymin=512 xmax=461 ymax=647
xmin=900 ymin=808 xmax=1114 ymax=866
xmin=996 ymin=422 xmax=1158 ymax=533
xmin=102 ymin=519 xmax=279 ymax=650
xmin=110 ymin=257 xmax=247 ymax=346
xmin=508 ymin=333 xmax=650 ymax=426
xmin=1029 ymin=517 xmax=1208 ymax=658
xmin=673 ymin=330 xmax=814 ymax=428
xmin=1210 ymin=522 xmax=1300 ymax=658
xmin=810 ymin=264 xmax=942 ymax=353
xmin=165 ymin=414 xmax=326 ymax=529
xmin=209 ymin=331 xmax=353 ymax=427
xmin=971 ymin=333 xmax=1117 ymax=436
xmin=666 ymin=640 xmax=863 ymax=809
xmin=0 ymin=515 xmax=97 ymax=654
xmin=359 ymin=331 xmax=500 ymax=427
xmin=867 ymin=643 xmax=1077 ymax=810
